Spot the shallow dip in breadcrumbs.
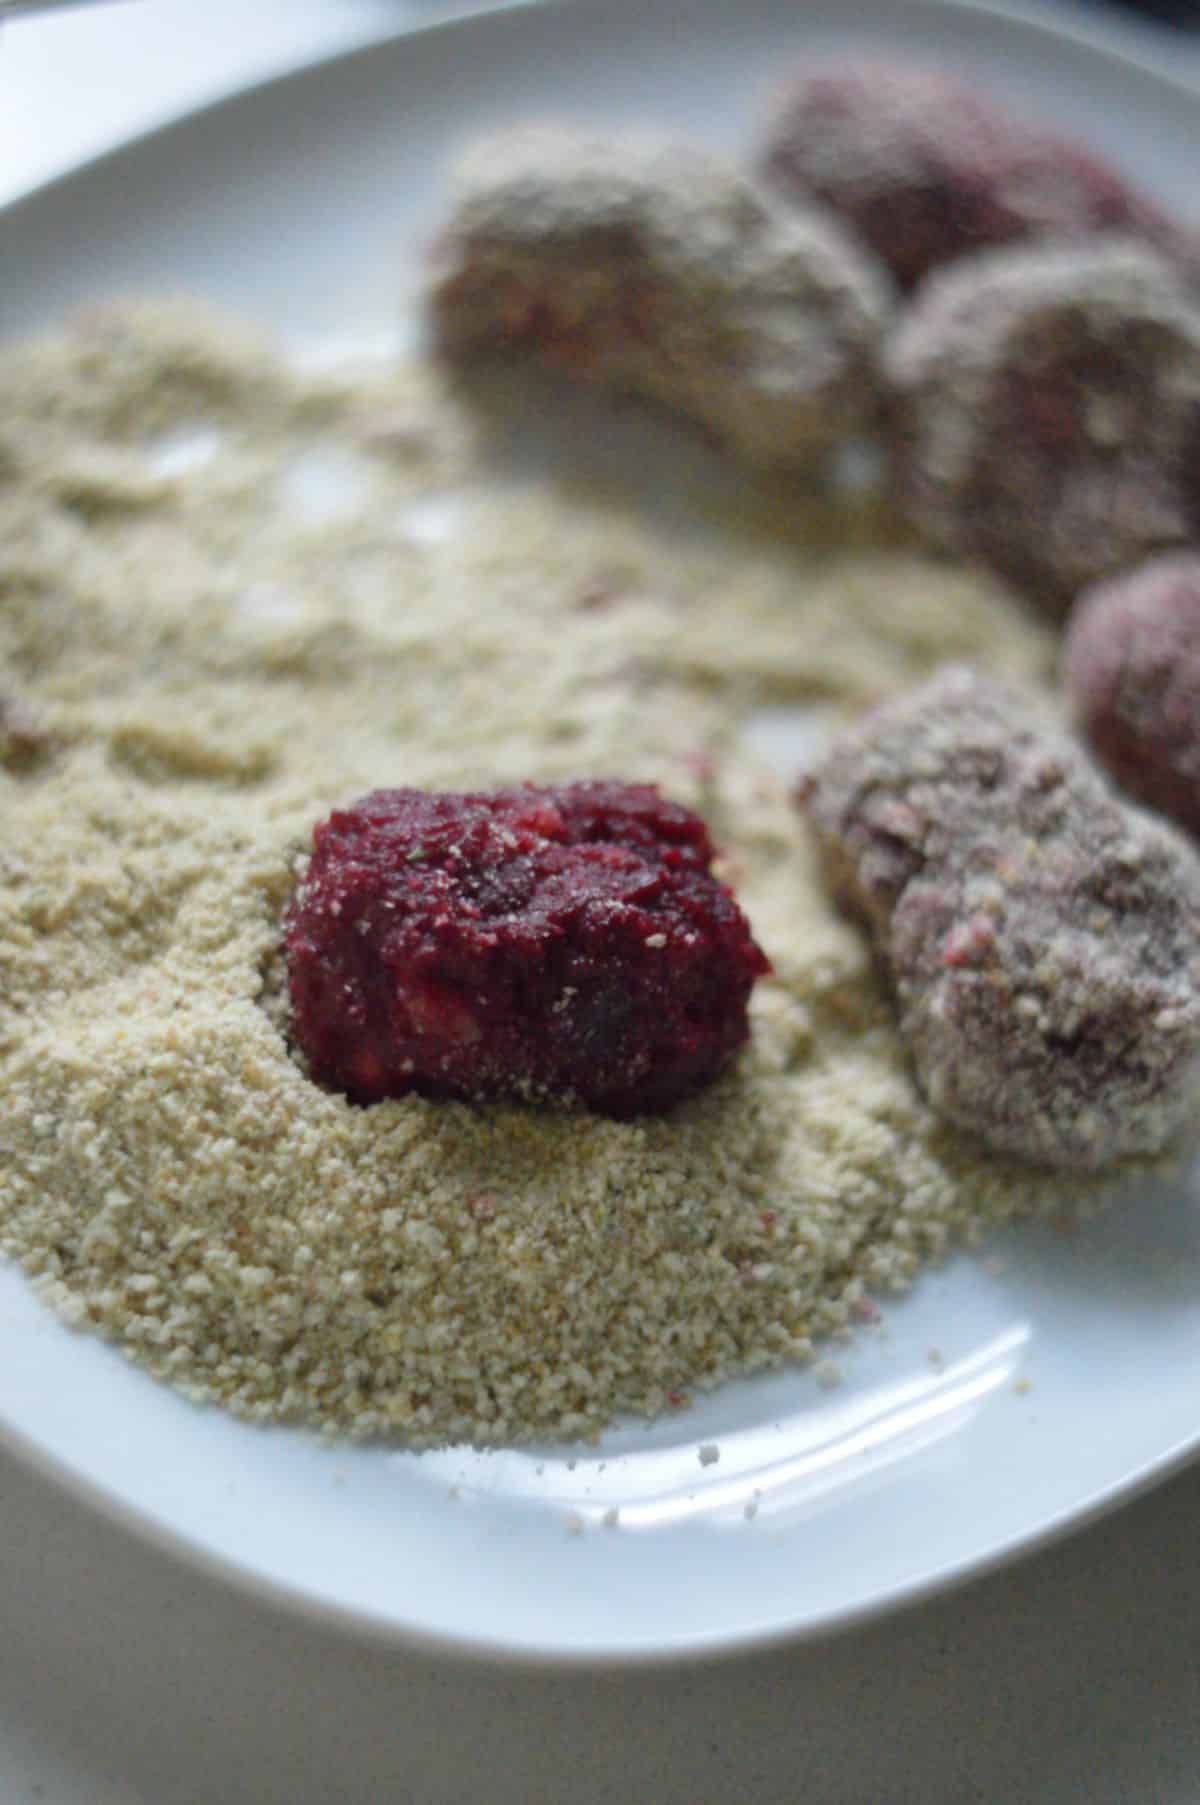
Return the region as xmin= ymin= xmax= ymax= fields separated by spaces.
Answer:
xmin=0 ymin=301 xmax=1118 ymax=1447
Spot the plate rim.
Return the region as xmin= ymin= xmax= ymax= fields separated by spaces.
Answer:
xmin=4 ymin=0 xmax=1200 ymax=222
xmin=3 ymin=0 xmax=1200 ymax=1667
xmin=3 ymin=1389 xmax=1200 ymax=1670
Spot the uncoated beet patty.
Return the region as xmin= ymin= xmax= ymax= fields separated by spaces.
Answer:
xmin=286 ymin=781 xmax=770 ymax=1117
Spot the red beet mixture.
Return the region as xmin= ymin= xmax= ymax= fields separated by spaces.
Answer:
xmin=285 ymin=782 xmax=770 ymax=1117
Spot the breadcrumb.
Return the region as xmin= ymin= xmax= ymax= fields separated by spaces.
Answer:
xmin=0 ymin=302 xmax=1115 ymax=1447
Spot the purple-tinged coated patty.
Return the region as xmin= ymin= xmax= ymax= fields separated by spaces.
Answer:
xmin=286 ymin=781 xmax=770 ymax=1119
xmin=885 ymin=238 xmax=1200 ymax=613
xmin=428 ymin=125 xmax=893 ymax=468
xmin=756 ymin=59 xmax=1183 ymax=294
xmin=1064 ymin=549 xmax=1200 ymax=836
xmin=802 ymin=665 xmax=1200 ymax=1169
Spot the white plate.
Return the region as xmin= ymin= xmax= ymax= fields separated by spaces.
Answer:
xmin=2 ymin=0 xmax=1200 ymax=1665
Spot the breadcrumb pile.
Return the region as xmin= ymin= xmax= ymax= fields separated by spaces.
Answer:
xmin=0 ymin=302 xmax=1100 ymax=1445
